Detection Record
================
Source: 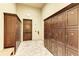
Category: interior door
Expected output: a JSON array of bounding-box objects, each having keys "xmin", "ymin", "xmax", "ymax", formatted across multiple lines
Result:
[{"xmin": 23, "ymin": 19, "xmax": 32, "ymax": 41}]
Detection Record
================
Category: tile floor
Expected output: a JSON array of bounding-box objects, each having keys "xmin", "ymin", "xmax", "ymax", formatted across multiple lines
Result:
[{"xmin": 15, "ymin": 40, "xmax": 53, "ymax": 56}]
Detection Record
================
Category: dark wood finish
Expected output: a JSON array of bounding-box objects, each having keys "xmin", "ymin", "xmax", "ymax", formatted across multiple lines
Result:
[
  {"xmin": 4, "ymin": 13, "xmax": 21, "ymax": 53},
  {"xmin": 4, "ymin": 13, "xmax": 16, "ymax": 48},
  {"xmin": 57, "ymin": 29, "xmax": 65, "ymax": 43},
  {"xmin": 16, "ymin": 18, "xmax": 21, "ymax": 50},
  {"xmin": 51, "ymin": 39, "xmax": 58, "ymax": 56},
  {"xmin": 44, "ymin": 4, "xmax": 79, "ymax": 56},
  {"xmin": 23, "ymin": 19, "xmax": 32, "ymax": 41},
  {"xmin": 57, "ymin": 42, "xmax": 66, "ymax": 56},
  {"xmin": 67, "ymin": 7, "xmax": 78, "ymax": 26},
  {"xmin": 66, "ymin": 47, "xmax": 78, "ymax": 56},
  {"xmin": 66, "ymin": 28, "xmax": 78, "ymax": 50}
]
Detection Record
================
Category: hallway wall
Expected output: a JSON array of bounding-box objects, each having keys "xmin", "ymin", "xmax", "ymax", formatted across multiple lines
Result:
[
  {"xmin": 0, "ymin": 3, "xmax": 16, "ymax": 50},
  {"xmin": 16, "ymin": 4, "xmax": 43, "ymax": 41},
  {"xmin": 42, "ymin": 3, "xmax": 70, "ymax": 20}
]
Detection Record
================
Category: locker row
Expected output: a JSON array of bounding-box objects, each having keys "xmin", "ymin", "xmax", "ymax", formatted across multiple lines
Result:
[{"xmin": 44, "ymin": 4, "xmax": 79, "ymax": 56}]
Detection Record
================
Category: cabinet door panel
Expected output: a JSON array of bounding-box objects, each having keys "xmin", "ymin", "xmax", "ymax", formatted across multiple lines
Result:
[
  {"xmin": 52, "ymin": 16, "xmax": 58, "ymax": 29},
  {"xmin": 57, "ymin": 43, "xmax": 66, "ymax": 56},
  {"xmin": 51, "ymin": 39, "xmax": 57, "ymax": 56},
  {"xmin": 66, "ymin": 48, "xmax": 78, "ymax": 56},
  {"xmin": 53, "ymin": 29, "xmax": 58, "ymax": 41},
  {"xmin": 47, "ymin": 19, "xmax": 52, "ymax": 38},
  {"xmin": 57, "ymin": 12, "xmax": 67, "ymax": 28},
  {"xmin": 67, "ymin": 8, "xmax": 78, "ymax": 26},
  {"xmin": 4, "ymin": 14, "xmax": 17, "ymax": 48},
  {"xmin": 49, "ymin": 39, "xmax": 52, "ymax": 52},
  {"xmin": 57, "ymin": 29, "xmax": 65, "ymax": 43},
  {"xmin": 66, "ymin": 29, "xmax": 78, "ymax": 50}
]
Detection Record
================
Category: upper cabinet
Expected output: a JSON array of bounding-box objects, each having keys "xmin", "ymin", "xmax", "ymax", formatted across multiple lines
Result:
[
  {"xmin": 57, "ymin": 12, "xmax": 67, "ymax": 29},
  {"xmin": 67, "ymin": 7, "xmax": 78, "ymax": 26}
]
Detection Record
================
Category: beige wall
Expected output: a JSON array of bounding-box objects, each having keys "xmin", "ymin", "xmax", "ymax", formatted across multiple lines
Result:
[
  {"xmin": 42, "ymin": 3, "xmax": 70, "ymax": 20},
  {"xmin": 16, "ymin": 4, "xmax": 43, "ymax": 41},
  {"xmin": 0, "ymin": 3, "xmax": 16, "ymax": 50}
]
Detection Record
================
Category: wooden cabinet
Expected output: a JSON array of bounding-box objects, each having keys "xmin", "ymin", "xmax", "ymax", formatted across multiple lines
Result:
[
  {"xmin": 57, "ymin": 12, "xmax": 67, "ymax": 29},
  {"xmin": 66, "ymin": 28, "xmax": 78, "ymax": 50},
  {"xmin": 67, "ymin": 7, "xmax": 78, "ymax": 26},
  {"xmin": 51, "ymin": 39, "xmax": 57, "ymax": 56},
  {"xmin": 4, "ymin": 13, "xmax": 21, "ymax": 53},
  {"xmin": 66, "ymin": 47, "xmax": 78, "ymax": 56},
  {"xmin": 57, "ymin": 29, "xmax": 65, "ymax": 43},
  {"xmin": 16, "ymin": 17, "xmax": 21, "ymax": 50},
  {"xmin": 44, "ymin": 4, "xmax": 79, "ymax": 56},
  {"xmin": 57, "ymin": 42, "xmax": 66, "ymax": 56}
]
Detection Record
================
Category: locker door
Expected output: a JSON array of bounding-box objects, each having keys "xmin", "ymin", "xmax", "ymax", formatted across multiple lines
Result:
[
  {"xmin": 57, "ymin": 29, "xmax": 65, "ymax": 43},
  {"xmin": 51, "ymin": 18, "xmax": 55, "ymax": 39},
  {"xmin": 51, "ymin": 39, "xmax": 57, "ymax": 56},
  {"xmin": 57, "ymin": 43, "xmax": 66, "ymax": 56},
  {"xmin": 66, "ymin": 28, "xmax": 78, "ymax": 50},
  {"xmin": 66, "ymin": 47, "xmax": 78, "ymax": 56},
  {"xmin": 67, "ymin": 8, "xmax": 78, "ymax": 26},
  {"xmin": 57, "ymin": 12, "xmax": 67, "ymax": 29},
  {"xmin": 53, "ymin": 16, "xmax": 58, "ymax": 29}
]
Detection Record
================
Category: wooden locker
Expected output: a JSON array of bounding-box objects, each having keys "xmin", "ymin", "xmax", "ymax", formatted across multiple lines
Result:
[
  {"xmin": 49, "ymin": 39, "xmax": 52, "ymax": 52},
  {"xmin": 66, "ymin": 47, "xmax": 78, "ymax": 56},
  {"xmin": 16, "ymin": 17, "xmax": 21, "ymax": 50},
  {"xmin": 57, "ymin": 29, "xmax": 65, "ymax": 43},
  {"xmin": 57, "ymin": 12, "xmax": 67, "ymax": 29},
  {"xmin": 57, "ymin": 42, "xmax": 66, "ymax": 56},
  {"xmin": 47, "ymin": 18, "xmax": 52, "ymax": 38},
  {"xmin": 67, "ymin": 7, "xmax": 78, "ymax": 26},
  {"xmin": 44, "ymin": 4, "xmax": 79, "ymax": 56},
  {"xmin": 52, "ymin": 16, "xmax": 58, "ymax": 29},
  {"xmin": 66, "ymin": 28, "xmax": 78, "ymax": 50},
  {"xmin": 51, "ymin": 39, "xmax": 58, "ymax": 56}
]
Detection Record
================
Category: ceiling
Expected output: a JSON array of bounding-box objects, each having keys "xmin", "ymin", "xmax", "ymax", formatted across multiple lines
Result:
[{"xmin": 20, "ymin": 3, "xmax": 46, "ymax": 9}]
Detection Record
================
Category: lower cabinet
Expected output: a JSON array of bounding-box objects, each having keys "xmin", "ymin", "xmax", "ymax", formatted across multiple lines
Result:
[
  {"xmin": 57, "ymin": 42, "xmax": 66, "ymax": 56},
  {"xmin": 66, "ymin": 47, "xmax": 78, "ymax": 56},
  {"xmin": 51, "ymin": 39, "xmax": 58, "ymax": 56}
]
